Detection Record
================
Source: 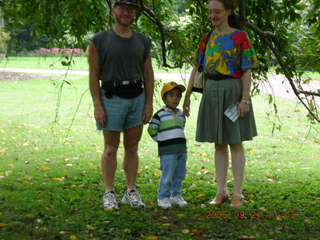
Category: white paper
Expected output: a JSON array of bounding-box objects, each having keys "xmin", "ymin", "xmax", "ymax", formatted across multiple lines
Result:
[{"xmin": 224, "ymin": 104, "xmax": 239, "ymax": 122}]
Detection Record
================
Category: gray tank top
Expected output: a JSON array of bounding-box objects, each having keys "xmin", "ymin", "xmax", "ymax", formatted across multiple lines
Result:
[{"xmin": 91, "ymin": 29, "xmax": 151, "ymax": 83}]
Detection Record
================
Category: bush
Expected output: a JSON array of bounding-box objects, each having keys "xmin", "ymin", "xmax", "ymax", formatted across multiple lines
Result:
[
  {"xmin": 0, "ymin": 26, "xmax": 10, "ymax": 54},
  {"xmin": 17, "ymin": 47, "xmax": 85, "ymax": 57}
]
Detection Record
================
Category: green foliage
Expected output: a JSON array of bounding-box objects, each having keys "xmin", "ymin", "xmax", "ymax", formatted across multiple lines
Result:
[
  {"xmin": 0, "ymin": 26, "xmax": 10, "ymax": 53},
  {"xmin": 1, "ymin": 0, "xmax": 319, "ymax": 72}
]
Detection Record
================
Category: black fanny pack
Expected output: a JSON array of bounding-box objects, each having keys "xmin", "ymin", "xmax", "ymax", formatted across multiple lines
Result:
[{"xmin": 102, "ymin": 80, "xmax": 143, "ymax": 99}]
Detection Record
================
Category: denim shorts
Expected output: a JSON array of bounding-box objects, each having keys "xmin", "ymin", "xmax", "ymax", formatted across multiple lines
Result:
[{"xmin": 97, "ymin": 90, "xmax": 145, "ymax": 132}]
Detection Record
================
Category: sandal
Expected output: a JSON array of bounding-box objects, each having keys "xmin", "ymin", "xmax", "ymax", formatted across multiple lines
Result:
[
  {"xmin": 230, "ymin": 194, "xmax": 245, "ymax": 208},
  {"xmin": 209, "ymin": 194, "xmax": 228, "ymax": 206}
]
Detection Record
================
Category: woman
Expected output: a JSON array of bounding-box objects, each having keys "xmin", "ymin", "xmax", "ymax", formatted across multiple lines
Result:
[{"xmin": 183, "ymin": 0, "xmax": 258, "ymax": 208}]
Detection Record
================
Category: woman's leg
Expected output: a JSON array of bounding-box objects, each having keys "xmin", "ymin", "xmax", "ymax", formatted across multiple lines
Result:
[
  {"xmin": 230, "ymin": 143, "xmax": 246, "ymax": 196},
  {"xmin": 214, "ymin": 144, "xmax": 229, "ymax": 196}
]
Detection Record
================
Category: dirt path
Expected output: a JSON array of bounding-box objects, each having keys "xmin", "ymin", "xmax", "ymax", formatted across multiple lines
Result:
[{"xmin": 1, "ymin": 67, "xmax": 319, "ymax": 103}]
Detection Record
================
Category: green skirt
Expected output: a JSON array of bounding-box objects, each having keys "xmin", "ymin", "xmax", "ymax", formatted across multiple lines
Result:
[{"xmin": 196, "ymin": 78, "xmax": 257, "ymax": 144}]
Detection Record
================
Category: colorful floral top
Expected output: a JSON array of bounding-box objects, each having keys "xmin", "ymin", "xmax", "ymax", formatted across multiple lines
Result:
[{"xmin": 194, "ymin": 30, "xmax": 258, "ymax": 78}]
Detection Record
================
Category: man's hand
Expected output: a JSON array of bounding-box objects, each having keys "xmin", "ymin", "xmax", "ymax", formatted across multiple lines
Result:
[
  {"xmin": 143, "ymin": 102, "xmax": 153, "ymax": 124},
  {"xmin": 94, "ymin": 105, "xmax": 106, "ymax": 127}
]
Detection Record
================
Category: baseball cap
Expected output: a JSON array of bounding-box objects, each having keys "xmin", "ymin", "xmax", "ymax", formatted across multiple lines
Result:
[
  {"xmin": 114, "ymin": 0, "xmax": 139, "ymax": 7},
  {"xmin": 161, "ymin": 82, "xmax": 186, "ymax": 98}
]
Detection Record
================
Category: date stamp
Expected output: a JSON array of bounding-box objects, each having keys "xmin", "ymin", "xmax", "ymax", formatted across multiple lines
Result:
[{"xmin": 206, "ymin": 210, "xmax": 298, "ymax": 221}]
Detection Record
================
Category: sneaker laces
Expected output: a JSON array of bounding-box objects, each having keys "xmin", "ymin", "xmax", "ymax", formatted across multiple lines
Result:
[
  {"xmin": 103, "ymin": 191, "xmax": 117, "ymax": 207},
  {"xmin": 127, "ymin": 190, "xmax": 142, "ymax": 204}
]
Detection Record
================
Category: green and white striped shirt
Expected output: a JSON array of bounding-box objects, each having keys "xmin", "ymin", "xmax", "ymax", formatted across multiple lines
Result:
[{"xmin": 148, "ymin": 107, "xmax": 187, "ymax": 156}]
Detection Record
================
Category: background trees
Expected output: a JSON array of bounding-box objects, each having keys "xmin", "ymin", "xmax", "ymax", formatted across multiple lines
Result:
[{"xmin": 0, "ymin": 0, "xmax": 319, "ymax": 121}]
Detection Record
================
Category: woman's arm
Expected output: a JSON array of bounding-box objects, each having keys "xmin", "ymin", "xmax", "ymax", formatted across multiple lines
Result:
[
  {"xmin": 238, "ymin": 70, "xmax": 252, "ymax": 117},
  {"xmin": 183, "ymin": 65, "xmax": 198, "ymax": 117}
]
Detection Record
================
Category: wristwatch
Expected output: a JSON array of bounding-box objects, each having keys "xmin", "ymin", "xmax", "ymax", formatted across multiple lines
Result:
[{"xmin": 241, "ymin": 99, "xmax": 250, "ymax": 104}]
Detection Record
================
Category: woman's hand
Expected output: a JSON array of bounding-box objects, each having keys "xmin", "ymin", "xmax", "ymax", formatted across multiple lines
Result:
[
  {"xmin": 183, "ymin": 97, "xmax": 191, "ymax": 117},
  {"xmin": 238, "ymin": 102, "xmax": 250, "ymax": 117}
]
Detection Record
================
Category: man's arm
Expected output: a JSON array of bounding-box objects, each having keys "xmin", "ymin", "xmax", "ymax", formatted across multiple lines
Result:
[
  {"xmin": 143, "ymin": 55, "xmax": 155, "ymax": 123},
  {"xmin": 87, "ymin": 41, "xmax": 106, "ymax": 126}
]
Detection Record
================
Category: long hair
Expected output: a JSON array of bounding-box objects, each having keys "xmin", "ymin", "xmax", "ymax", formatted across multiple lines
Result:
[{"xmin": 208, "ymin": 0, "xmax": 242, "ymax": 29}]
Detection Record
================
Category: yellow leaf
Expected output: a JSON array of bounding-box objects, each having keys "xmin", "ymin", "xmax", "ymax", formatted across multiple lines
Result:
[
  {"xmin": 86, "ymin": 225, "xmax": 95, "ymax": 231},
  {"xmin": 123, "ymin": 228, "xmax": 131, "ymax": 233},
  {"xmin": 52, "ymin": 177, "xmax": 64, "ymax": 182},
  {"xmin": 161, "ymin": 223, "xmax": 171, "ymax": 227},
  {"xmin": 8, "ymin": 164, "xmax": 14, "ymax": 168},
  {"xmin": 69, "ymin": 235, "xmax": 78, "ymax": 240},
  {"xmin": 41, "ymin": 167, "xmax": 50, "ymax": 171},
  {"xmin": 145, "ymin": 236, "xmax": 159, "ymax": 240},
  {"xmin": 197, "ymin": 194, "xmax": 205, "ymax": 198},
  {"xmin": 181, "ymin": 229, "xmax": 190, "ymax": 234},
  {"xmin": 176, "ymin": 214, "xmax": 185, "ymax": 218},
  {"xmin": 0, "ymin": 223, "xmax": 7, "ymax": 227}
]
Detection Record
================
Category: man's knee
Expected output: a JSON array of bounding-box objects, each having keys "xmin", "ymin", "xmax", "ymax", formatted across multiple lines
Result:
[
  {"xmin": 124, "ymin": 143, "xmax": 139, "ymax": 155},
  {"xmin": 103, "ymin": 145, "xmax": 119, "ymax": 159}
]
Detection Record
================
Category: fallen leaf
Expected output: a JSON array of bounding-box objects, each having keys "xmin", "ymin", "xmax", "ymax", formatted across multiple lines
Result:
[
  {"xmin": 239, "ymin": 236, "xmax": 256, "ymax": 240},
  {"xmin": 192, "ymin": 229, "xmax": 205, "ymax": 236},
  {"xmin": 144, "ymin": 236, "xmax": 159, "ymax": 240},
  {"xmin": 181, "ymin": 229, "xmax": 190, "ymax": 234},
  {"xmin": 52, "ymin": 177, "xmax": 64, "ymax": 182},
  {"xmin": 197, "ymin": 194, "xmax": 206, "ymax": 198},
  {"xmin": 86, "ymin": 225, "xmax": 95, "ymax": 231},
  {"xmin": 0, "ymin": 223, "xmax": 7, "ymax": 227},
  {"xmin": 161, "ymin": 223, "xmax": 171, "ymax": 227}
]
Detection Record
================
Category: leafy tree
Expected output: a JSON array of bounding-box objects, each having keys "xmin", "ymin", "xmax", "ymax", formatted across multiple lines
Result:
[
  {"xmin": 0, "ymin": 0, "xmax": 319, "ymax": 122},
  {"xmin": 0, "ymin": 26, "xmax": 9, "ymax": 54}
]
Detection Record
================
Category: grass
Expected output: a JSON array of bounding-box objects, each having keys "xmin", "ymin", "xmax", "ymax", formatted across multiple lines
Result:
[
  {"xmin": 0, "ymin": 75, "xmax": 320, "ymax": 240},
  {"xmin": 0, "ymin": 56, "xmax": 186, "ymax": 74}
]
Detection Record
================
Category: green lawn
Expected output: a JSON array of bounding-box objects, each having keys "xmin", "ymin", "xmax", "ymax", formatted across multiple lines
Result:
[
  {"xmin": 0, "ymin": 56, "xmax": 185, "ymax": 73},
  {"xmin": 0, "ymin": 76, "xmax": 319, "ymax": 240}
]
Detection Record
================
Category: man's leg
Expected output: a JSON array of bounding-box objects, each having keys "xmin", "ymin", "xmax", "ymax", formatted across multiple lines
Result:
[
  {"xmin": 121, "ymin": 125, "xmax": 145, "ymax": 207},
  {"xmin": 123, "ymin": 125, "xmax": 143, "ymax": 190},
  {"xmin": 102, "ymin": 131, "xmax": 120, "ymax": 192}
]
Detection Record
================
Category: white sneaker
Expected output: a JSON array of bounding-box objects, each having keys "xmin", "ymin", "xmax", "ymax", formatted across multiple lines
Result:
[
  {"xmin": 170, "ymin": 196, "xmax": 188, "ymax": 207},
  {"xmin": 157, "ymin": 198, "xmax": 172, "ymax": 209},
  {"xmin": 103, "ymin": 191, "xmax": 119, "ymax": 210},
  {"xmin": 121, "ymin": 189, "xmax": 145, "ymax": 208}
]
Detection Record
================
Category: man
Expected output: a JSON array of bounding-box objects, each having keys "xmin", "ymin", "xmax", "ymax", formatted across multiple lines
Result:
[{"xmin": 88, "ymin": 0, "xmax": 154, "ymax": 210}]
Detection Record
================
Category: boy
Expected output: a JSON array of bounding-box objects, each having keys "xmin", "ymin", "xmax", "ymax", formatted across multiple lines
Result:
[{"xmin": 148, "ymin": 82, "xmax": 188, "ymax": 209}]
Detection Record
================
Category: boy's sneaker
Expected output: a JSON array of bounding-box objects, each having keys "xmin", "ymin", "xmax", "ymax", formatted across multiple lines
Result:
[
  {"xmin": 121, "ymin": 189, "xmax": 145, "ymax": 208},
  {"xmin": 157, "ymin": 198, "xmax": 172, "ymax": 209},
  {"xmin": 103, "ymin": 191, "xmax": 119, "ymax": 210},
  {"xmin": 170, "ymin": 196, "xmax": 188, "ymax": 207}
]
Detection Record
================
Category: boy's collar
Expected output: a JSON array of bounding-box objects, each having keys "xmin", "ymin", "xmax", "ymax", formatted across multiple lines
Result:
[{"xmin": 164, "ymin": 106, "xmax": 179, "ymax": 113}]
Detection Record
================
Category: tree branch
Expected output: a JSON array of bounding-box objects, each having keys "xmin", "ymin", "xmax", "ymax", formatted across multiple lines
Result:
[
  {"xmin": 299, "ymin": 90, "xmax": 320, "ymax": 97},
  {"xmin": 139, "ymin": 0, "xmax": 179, "ymax": 69},
  {"xmin": 245, "ymin": 20, "xmax": 319, "ymax": 122}
]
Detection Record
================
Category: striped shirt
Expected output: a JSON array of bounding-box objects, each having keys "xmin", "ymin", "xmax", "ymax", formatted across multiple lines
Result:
[{"xmin": 148, "ymin": 107, "xmax": 187, "ymax": 156}]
